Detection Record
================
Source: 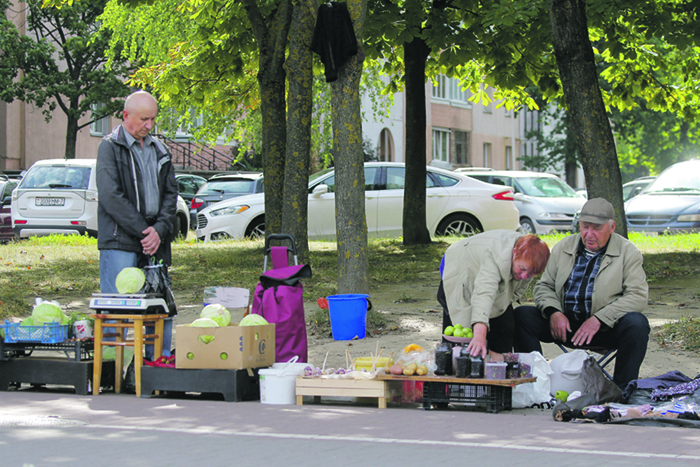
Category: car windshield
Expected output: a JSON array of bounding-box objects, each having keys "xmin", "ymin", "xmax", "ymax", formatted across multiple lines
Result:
[
  {"xmin": 645, "ymin": 163, "xmax": 700, "ymax": 194},
  {"xmin": 20, "ymin": 166, "xmax": 91, "ymax": 189},
  {"xmin": 199, "ymin": 179, "xmax": 258, "ymax": 195},
  {"xmin": 517, "ymin": 177, "xmax": 578, "ymax": 198},
  {"xmin": 309, "ymin": 167, "xmax": 334, "ymax": 184}
]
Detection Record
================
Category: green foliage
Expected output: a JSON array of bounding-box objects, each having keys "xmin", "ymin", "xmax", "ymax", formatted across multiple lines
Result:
[{"xmin": 4, "ymin": 0, "xmax": 132, "ymax": 157}]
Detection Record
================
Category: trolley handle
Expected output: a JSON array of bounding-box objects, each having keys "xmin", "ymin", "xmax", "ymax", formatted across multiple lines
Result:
[{"xmin": 263, "ymin": 234, "xmax": 298, "ymax": 269}]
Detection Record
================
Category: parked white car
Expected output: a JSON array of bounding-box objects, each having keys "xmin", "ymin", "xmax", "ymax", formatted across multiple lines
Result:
[
  {"xmin": 195, "ymin": 162, "xmax": 520, "ymax": 241},
  {"xmin": 12, "ymin": 158, "xmax": 189, "ymax": 238},
  {"xmin": 463, "ymin": 170, "xmax": 587, "ymax": 235}
]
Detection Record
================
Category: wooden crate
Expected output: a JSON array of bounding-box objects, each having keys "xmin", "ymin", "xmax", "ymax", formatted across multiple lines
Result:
[{"xmin": 296, "ymin": 377, "xmax": 403, "ymax": 409}]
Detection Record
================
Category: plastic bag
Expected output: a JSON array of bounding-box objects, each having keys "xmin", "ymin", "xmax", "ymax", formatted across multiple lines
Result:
[
  {"xmin": 140, "ymin": 257, "xmax": 177, "ymax": 317},
  {"xmin": 581, "ymin": 356, "xmax": 623, "ymax": 403},
  {"xmin": 512, "ymin": 351, "xmax": 554, "ymax": 408}
]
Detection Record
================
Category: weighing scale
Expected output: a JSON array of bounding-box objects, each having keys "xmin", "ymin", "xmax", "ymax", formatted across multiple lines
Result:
[{"xmin": 89, "ymin": 293, "xmax": 169, "ymax": 315}]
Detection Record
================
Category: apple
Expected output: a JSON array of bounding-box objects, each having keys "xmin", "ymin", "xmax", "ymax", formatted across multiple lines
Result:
[
  {"xmin": 444, "ymin": 326, "xmax": 455, "ymax": 336},
  {"xmin": 465, "ymin": 328, "xmax": 474, "ymax": 338},
  {"xmin": 555, "ymin": 390, "xmax": 569, "ymax": 402},
  {"xmin": 454, "ymin": 323, "xmax": 464, "ymax": 330},
  {"xmin": 453, "ymin": 328, "xmax": 464, "ymax": 337}
]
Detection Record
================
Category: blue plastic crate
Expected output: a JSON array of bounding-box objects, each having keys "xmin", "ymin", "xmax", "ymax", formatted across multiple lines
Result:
[{"xmin": 2, "ymin": 321, "xmax": 69, "ymax": 344}]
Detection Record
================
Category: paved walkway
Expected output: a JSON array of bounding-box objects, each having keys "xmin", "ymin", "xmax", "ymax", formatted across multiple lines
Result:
[{"xmin": 1, "ymin": 390, "xmax": 700, "ymax": 466}]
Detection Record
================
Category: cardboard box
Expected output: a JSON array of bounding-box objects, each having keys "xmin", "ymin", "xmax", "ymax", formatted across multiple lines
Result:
[{"xmin": 175, "ymin": 323, "xmax": 275, "ymax": 370}]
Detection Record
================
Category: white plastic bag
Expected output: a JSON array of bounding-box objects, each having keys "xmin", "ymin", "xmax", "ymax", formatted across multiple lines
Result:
[
  {"xmin": 549, "ymin": 349, "xmax": 588, "ymax": 396},
  {"xmin": 512, "ymin": 352, "xmax": 553, "ymax": 408}
]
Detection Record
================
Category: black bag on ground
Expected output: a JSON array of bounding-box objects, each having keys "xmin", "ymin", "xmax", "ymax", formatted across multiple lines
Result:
[{"xmin": 582, "ymin": 356, "xmax": 623, "ymax": 403}]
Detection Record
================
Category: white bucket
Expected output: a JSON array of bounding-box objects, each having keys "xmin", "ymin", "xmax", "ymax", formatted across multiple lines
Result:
[{"xmin": 260, "ymin": 356, "xmax": 306, "ymax": 405}]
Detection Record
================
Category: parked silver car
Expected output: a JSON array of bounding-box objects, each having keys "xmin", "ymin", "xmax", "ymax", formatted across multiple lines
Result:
[{"xmin": 463, "ymin": 170, "xmax": 587, "ymax": 234}]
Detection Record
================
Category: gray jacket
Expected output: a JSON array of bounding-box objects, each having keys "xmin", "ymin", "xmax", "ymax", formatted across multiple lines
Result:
[
  {"xmin": 534, "ymin": 232, "xmax": 648, "ymax": 327},
  {"xmin": 96, "ymin": 125, "xmax": 178, "ymax": 266}
]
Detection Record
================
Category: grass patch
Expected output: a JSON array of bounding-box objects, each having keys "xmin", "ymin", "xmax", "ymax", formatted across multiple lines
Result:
[
  {"xmin": 1, "ymin": 232, "xmax": 699, "ymax": 323},
  {"xmin": 655, "ymin": 316, "xmax": 700, "ymax": 352}
]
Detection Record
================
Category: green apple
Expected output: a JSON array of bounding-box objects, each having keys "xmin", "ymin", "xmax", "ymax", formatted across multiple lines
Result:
[
  {"xmin": 555, "ymin": 390, "xmax": 569, "ymax": 402},
  {"xmin": 453, "ymin": 328, "xmax": 464, "ymax": 337},
  {"xmin": 454, "ymin": 323, "xmax": 464, "ymax": 330},
  {"xmin": 444, "ymin": 326, "xmax": 455, "ymax": 336},
  {"xmin": 465, "ymin": 328, "xmax": 474, "ymax": 338}
]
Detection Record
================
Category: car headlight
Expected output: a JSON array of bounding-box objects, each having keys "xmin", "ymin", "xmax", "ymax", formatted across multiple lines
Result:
[
  {"xmin": 537, "ymin": 212, "xmax": 571, "ymax": 220},
  {"xmin": 677, "ymin": 213, "xmax": 700, "ymax": 222},
  {"xmin": 209, "ymin": 205, "xmax": 249, "ymax": 217}
]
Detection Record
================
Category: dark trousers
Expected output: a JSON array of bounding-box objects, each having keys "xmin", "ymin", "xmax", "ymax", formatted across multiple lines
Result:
[
  {"xmin": 513, "ymin": 305, "xmax": 650, "ymax": 389},
  {"xmin": 437, "ymin": 280, "xmax": 515, "ymax": 353}
]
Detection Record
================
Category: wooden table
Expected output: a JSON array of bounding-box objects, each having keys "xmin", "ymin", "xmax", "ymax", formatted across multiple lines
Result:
[{"xmin": 296, "ymin": 377, "xmax": 403, "ymax": 409}]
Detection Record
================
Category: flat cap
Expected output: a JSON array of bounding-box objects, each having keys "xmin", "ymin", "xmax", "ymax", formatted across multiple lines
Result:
[{"xmin": 579, "ymin": 198, "xmax": 615, "ymax": 224}]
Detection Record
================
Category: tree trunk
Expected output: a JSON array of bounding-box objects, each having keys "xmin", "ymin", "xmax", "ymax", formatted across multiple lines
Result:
[
  {"xmin": 549, "ymin": 0, "xmax": 627, "ymax": 236},
  {"xmin": 402, "ymin": 37, "xmax": 431, "ymax": 245},
  {"xmin": 64, "ymin": 115, "xmax": 78, "ymax": 159},
  {"xmin": 244, "ymin": 0, "xmax": 293, "ymax": 238},
  {"xmin": 331, "ymin": 0, "xmax": 368, "ymax": 294},
  {"xmin": 282, "ymin": 0, "xmax": 314, "ymax": 263}
]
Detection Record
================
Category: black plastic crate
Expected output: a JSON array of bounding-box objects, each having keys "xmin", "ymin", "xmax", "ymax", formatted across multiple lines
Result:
[{"xmin": 422, "ymin": 381, "xmax": 512, "ymax": 413}]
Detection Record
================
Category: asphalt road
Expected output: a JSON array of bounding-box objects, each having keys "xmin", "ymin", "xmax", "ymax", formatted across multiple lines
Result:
[{"xmin": 2, "ymin": 390, "xmax": 700, "ymax": 467}]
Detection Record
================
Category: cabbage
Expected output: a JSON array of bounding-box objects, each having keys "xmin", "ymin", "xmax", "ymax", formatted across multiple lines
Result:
[
  {"xmin": 20, "ymin": 317, "xmax": 35, "ymax": 326},
  {"xmin": 190, "ymin": 318, "xmax": 219, "ymax": 327},
  {"xmin": 200, "ymin": 304, "xmax": 231, "ymax": 327},
  {"xmin": 239, "ymin": 314, "xmax": 269, "ymax": 326},
  {"xmin": 198, "ymin": 335, "xmax": 216, "ymax": 344},
  {"xmin": 32, "ymin": 301, "xmax": 64, "ymax": 326},
  {"xmin": 115, "ymin": 267, "xmax": 146, "ymax": 294}
]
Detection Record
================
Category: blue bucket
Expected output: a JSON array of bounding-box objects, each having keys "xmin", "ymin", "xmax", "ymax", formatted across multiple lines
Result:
[{"xmin": 327, "ymin": 294, "xmax": 372, "ymax": 341}]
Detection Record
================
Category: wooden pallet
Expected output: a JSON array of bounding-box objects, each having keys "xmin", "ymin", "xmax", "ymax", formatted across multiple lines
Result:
[{"xmin": 296, "ymin": 377, "xmax": 403, "ymax": 409}]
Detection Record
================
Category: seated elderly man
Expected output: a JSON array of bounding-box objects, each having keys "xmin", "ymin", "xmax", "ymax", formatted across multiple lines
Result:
[{"xmin": 514, "ymin": 198, "xmax": 650, "ymax": 390}]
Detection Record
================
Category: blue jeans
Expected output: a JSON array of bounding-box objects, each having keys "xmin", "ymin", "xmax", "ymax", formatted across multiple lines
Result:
[
  {"xmin": 99, "ymin": 249, "xmax": 172, "ymax": 360},
  {"xmin": 513, "ymin": 305, "xmax": 650, "ymax": 390}
]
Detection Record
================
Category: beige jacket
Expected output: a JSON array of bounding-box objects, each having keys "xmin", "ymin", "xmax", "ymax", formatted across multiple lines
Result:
[
  {"xmin": 534, "ymin": 232, "xmax": 648, "ymax": 327},
  {"xmin": 442, "ymin": 230, "xmax": 530, "ymax": 329}
]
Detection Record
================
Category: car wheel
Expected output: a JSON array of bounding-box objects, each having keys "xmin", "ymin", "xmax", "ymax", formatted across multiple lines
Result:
[
  {"xmin": 245, "ymin": 216, "xmax": 265, "ymax": 239},
  {"xmin": 174, "ymin": 213, "xmax": 186, "ymax": 239},
  {"xmin": 519, "ymin": 218, "xmax": 536, "ymax": 234},
  {"xmin": 436, "ymin": 214, "xmax": 481, "ymax": 237}
]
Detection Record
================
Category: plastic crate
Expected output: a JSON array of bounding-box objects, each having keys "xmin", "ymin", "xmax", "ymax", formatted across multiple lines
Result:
[
  {"xmin": 422, "ymin": 381, "xmax": 512, "ymax": 413},
  {"xmin": 2, "ymin": 321, "xmax": 69, "ymax": 344}
]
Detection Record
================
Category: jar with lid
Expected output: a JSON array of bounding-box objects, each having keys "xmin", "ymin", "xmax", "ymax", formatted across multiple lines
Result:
[{"xmin": 434, "ymin": 342, "xmax": 453, "ymax": 375}]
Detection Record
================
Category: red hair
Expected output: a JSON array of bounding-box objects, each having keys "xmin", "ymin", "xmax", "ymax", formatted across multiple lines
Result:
[{"xmin": 513, "ymin": 234, "xmax": 550, "ymax": 275}]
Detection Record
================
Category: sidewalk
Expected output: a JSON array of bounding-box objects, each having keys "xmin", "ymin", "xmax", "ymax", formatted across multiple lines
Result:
[{"xmin": 1, "ymin": 390, "xmax": 700, "ymax": 466}]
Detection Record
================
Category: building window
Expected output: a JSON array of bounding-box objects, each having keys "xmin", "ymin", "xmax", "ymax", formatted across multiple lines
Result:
[
  {"xmin": 90, "ymin": 103, "xmax": 111, "ymax": 136},
  {"xmin": 432, "ymin": 75, "xmax": 448, "ymax": 99},
  {"xmin": 506, "ymin": 146, "xmax": 513, "ymax": 170},
  {"xmin": 483, "ymin": 88, "xmax": 494, "ymax": 114},
  {"xmin": 433, "ymin": 129, "xmax": 450, "ymax": 162},
  {"xmin": 379, "ymin": 128, "xmax": 394, "ymax": 162},
  {"xmin": 483, "ymin": 142, "xmax": 491, "ymax": 167},
  {"xmin": 432, "ymin": 74, "xmax": 471, "ymax": 105},
  {"xmin": 454, "ymin": 131, "xmax": 470, "ymax": 165}
]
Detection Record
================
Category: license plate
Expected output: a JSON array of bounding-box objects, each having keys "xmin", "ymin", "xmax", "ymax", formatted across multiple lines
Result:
[{"xmin": 35, "ymin": 197, "xmax": 65, "ymax": 206}]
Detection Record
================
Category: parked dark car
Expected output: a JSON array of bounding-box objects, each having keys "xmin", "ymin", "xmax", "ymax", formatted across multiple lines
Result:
[
  {"xmin": 175, "ymin": 173, "xmax": 207, "ymax": 206},
  {"xmin": 189, "ymin": 172, "xmax": 264, "ymax": 227},
  {"xmin": 625, "ymin": 160, "xmax": 700, "ymax": 234},
  {"xmin": 0, "ymin": 176, "xmax": 20, "ymax": 242}
]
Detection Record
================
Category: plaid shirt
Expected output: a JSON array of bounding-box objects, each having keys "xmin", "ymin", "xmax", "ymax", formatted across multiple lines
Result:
[{"xmin": 563, "ymin": 241, "xmax": 607, "ymax": 324}]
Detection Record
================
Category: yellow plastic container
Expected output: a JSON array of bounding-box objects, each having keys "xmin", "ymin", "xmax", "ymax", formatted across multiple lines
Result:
[{"xmin": 353, "ymin": 357, "xmax": 394, "ymax": 371}]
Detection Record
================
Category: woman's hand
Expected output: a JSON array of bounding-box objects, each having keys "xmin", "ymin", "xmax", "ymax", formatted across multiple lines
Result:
[{"xmin": 465, "ymin": 322, "xmax": 488, "ymax": 358}]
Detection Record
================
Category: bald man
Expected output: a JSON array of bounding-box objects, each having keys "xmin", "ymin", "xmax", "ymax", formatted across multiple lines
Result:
[{"xmin": 96, "ymin": 91, "xmax": 178, "ymax": 361}]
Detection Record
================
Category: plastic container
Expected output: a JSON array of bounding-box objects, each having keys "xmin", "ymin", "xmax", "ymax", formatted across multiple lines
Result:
[
  {"xmin": 327, "ymin": 294, "xmax": 371, "ymax": 340},
  {"xmin": 2, "ymin": 320, "xmax": 69, "ymax": 344},
  {"xmin": 484, "ymin": 361, "xmax": 507, "ymax": 379},
  {"xmin": 455, "ymin": 357, "xmax": 469, "ymax": 378},
  {"xmin": 260, "ymin": 357, "xmax": 306, "ymax": 405}
]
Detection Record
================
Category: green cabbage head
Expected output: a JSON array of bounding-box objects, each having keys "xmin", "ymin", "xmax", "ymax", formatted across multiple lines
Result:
[
  {"xmin": 32, "ymin": 301, "xmax": 64, "ymax": 326},
  {"xmin": 239, "ymin": 314, "xmax": 269, "ymax": 326},
  {"xmin": 200, "ymin": 304, "xmax": 231, "ymax": 327},
  {"xmin": 190, "ymin": 317, "xmax": 219, "ymax": 327},
  {"xmin": 115, "ymin": 267, "xmax": 146, "ymax": 294}
]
